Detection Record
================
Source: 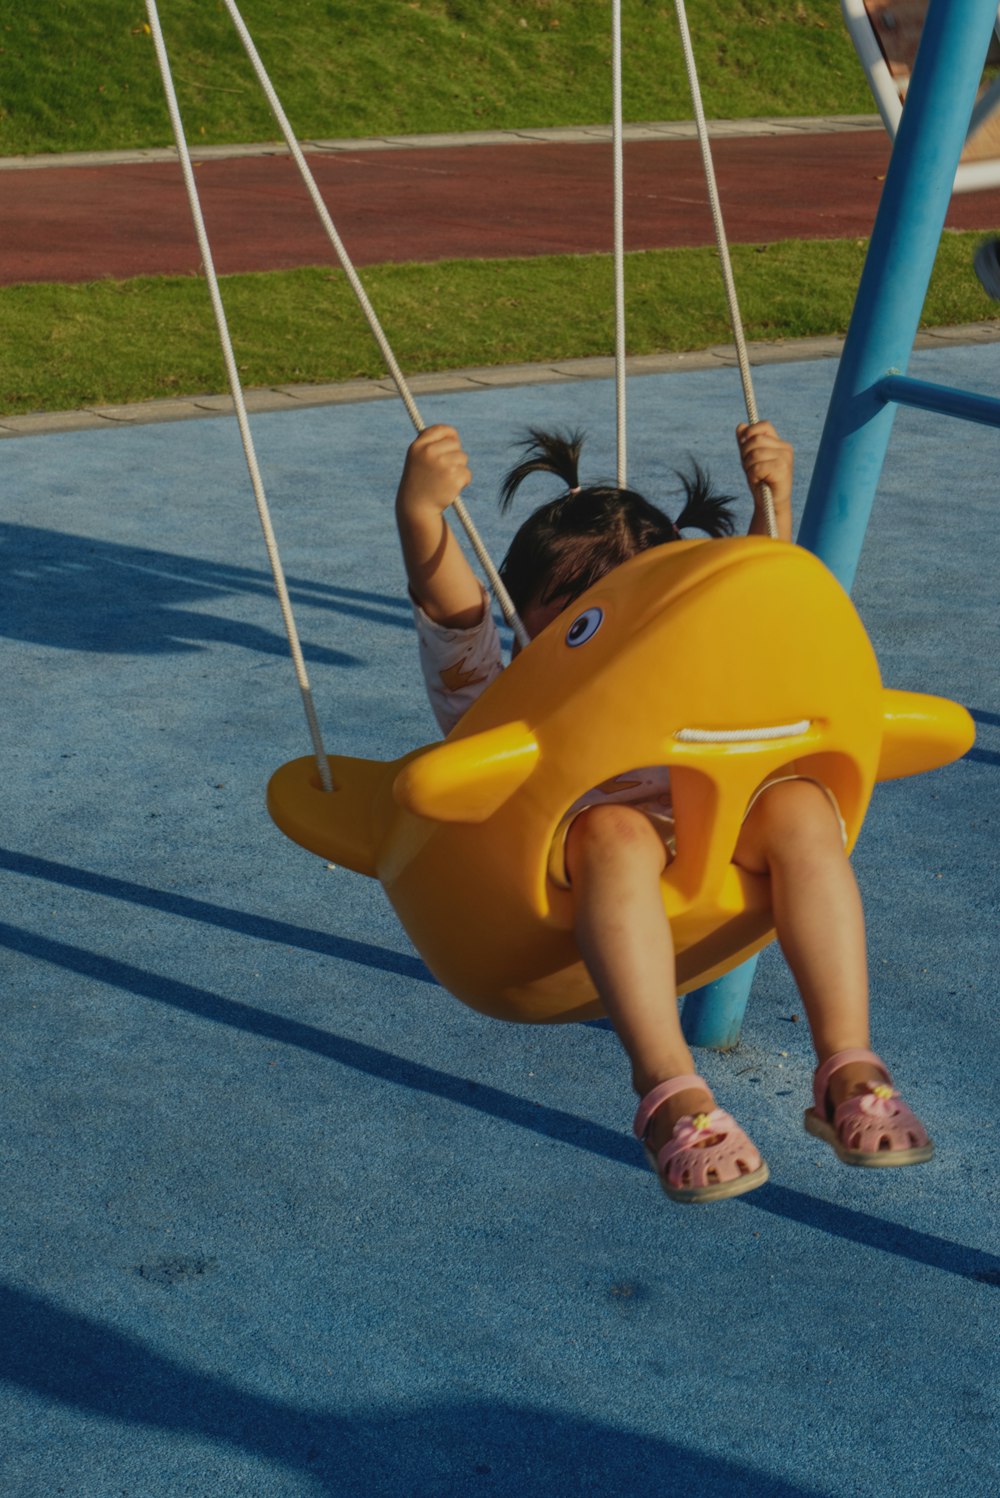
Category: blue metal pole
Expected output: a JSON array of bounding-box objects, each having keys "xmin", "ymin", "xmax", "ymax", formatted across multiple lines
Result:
[
  {"xmin": 681, "ymin": 954, "xmax": 760, "ymax": 1051},
  {"xmin": 876, "ymin": 374, "xmax": 1000, "ymax": 429},
  {"xmin": 800, "ymin": 0, "xmax": 998, "ymax": 590}
]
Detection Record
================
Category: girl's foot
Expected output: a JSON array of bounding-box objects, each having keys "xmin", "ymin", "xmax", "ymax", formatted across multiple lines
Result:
[
  {"xmin": 805, "ymin": 1048, "xmax": 934, "ymax": 1166},
  {"xmin": 633, "ymin": 1075, "xmax": 769, "ymax": 1203}
]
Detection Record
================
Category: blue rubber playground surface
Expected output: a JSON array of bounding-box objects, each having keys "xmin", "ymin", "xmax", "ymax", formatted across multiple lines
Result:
[{"xmin": 2, "ymin": 345, "xmax": 998, "ymax": 1496}]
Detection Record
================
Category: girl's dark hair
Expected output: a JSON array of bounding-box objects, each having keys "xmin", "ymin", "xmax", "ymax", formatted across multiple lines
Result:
[{"xmin": 497, "ymin": 427, "xmax": 737, "ymax": 614}]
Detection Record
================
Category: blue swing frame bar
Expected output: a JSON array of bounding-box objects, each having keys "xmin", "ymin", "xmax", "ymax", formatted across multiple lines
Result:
[{"xmin": 683, "ymin": 0, "xmax": 1000, "ymax": 1047}]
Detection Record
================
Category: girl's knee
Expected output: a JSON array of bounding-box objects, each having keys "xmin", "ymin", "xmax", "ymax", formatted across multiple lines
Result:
[
  {"xmin": 565, "ymin": 803, "xmax": 665, "ymax": 874},
  {"xmin": 755, "ymin": 777, "xmax": 836, "ymax": 829},
  {"xmin": 737, "ymin": 778, "xmax": 843, "ymax": 870}
]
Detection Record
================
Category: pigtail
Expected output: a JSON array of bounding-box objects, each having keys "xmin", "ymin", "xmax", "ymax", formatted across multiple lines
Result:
[
  {"xmin": 498, "ymin": 428, "xmax": 585, "ymax": 512},
  {"xmin": 673, "ymin": 460, "xmax": 738, "ymax": 538}
]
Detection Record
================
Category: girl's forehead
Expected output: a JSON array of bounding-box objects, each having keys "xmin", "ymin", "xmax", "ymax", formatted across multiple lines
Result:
[
  {"xmin": 524, "ymin": 594, "xmax": 570, "ymax": 628},
  {"xmin": 515, "ymin": 594, "xmax": 572, "ymax": 651}
]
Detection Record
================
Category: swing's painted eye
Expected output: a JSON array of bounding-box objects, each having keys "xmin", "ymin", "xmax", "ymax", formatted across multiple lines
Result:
[{"xmin": 565, "ymin": 606, "xmax": 604, "ymax": 647}]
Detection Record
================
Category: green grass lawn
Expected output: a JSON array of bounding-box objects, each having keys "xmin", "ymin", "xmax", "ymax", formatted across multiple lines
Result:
[
  {"xmin": 0, "ymin": 2, "xmax": 872, "ymax": 157},
  {"xmin": 3, "ymin": 232, "xmax": 994, "ymax": 417}
]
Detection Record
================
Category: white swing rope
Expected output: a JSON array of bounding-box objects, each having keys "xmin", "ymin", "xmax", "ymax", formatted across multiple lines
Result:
[
  {"xmin": 611, "ymin": 0, "xmax": 628, "ymax": 488},
  {"xmin": 672, "ymin": 0, "xmax": 778, "ymax": 540},
  {"xmin": 145, "ymin": 0, "xmax": 334, "ymax": 793},
  {"xmin": 218, "ymin": 0, "xmax": 531, "ymax": 652}
]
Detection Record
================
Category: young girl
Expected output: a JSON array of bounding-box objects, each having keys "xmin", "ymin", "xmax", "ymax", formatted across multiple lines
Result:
[{"xmin": 395, "ymin": 420, "xmax": 933, "ymax": 1203}]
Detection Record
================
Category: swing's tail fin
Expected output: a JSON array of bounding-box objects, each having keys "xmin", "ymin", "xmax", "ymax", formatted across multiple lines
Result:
[{"xmin": 267, "ymin": 755, "xmax": 397, "ymax": 877}]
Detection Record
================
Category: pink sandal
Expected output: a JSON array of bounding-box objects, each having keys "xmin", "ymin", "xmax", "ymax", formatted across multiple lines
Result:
[
  {"xmin": 804, "ymin": 1048, "xmax": 934, "ymax": 1167},
  {"xmin": 633, "ymin": 1075, "xmax": 769, "ymax": 1203}
]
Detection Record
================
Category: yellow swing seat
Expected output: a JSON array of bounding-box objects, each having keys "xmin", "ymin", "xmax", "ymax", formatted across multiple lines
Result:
[{"xmin": 267, "ymin": 537, "xmax": 974, "ymax": 1025}]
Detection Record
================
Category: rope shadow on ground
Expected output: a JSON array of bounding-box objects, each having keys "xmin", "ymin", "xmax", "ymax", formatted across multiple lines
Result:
[
  {"xmin": 2, "ymin": 912, "xmax": 998, "ymax": 1286},
  {"xmin": 0, "ymin": 846, "xmax": 434, "ymax": 985}
]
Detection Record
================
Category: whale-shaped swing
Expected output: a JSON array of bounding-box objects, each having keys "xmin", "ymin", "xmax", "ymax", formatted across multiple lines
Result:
[
  {"xmin": 149, "ymin": 0, "xmax": 975, "ymax": 1025},
  {"xmin": 271, "ymin": 537, "xmax": 973, "ymax": 1024}
]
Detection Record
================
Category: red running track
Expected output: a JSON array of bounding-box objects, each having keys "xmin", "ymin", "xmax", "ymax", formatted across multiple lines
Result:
[{"xmin": 5, "ymin": 131, "xmax": 1000, "ymax": 286}]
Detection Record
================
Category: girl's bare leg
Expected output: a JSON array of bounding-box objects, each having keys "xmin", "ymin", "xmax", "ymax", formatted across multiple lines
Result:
[
  {"xmin": 564, "ymin": 804, "xmax": 713, "ymax": 1155},
  {"xmin": 733, "ymin": 779, "xmax": 886, "ymax": 1108}
]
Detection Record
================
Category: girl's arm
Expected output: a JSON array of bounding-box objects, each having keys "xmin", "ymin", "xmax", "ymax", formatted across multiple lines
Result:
[
  {"xmin": 395, "ymin": 424, "xmax": 486, "ymax": 629},
  {"xmin": 736, "ymin": 420, "xmax": 794, "ymax": 542}
]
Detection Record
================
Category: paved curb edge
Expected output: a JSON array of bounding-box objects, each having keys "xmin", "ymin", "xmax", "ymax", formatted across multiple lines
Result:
[
  {"xmin": 4, "ymin": 323, "xmax": 999, "ymax": 440},
  {"xmin": 0, "ymin": 116, "xmax": 884, "ymax": 172}
]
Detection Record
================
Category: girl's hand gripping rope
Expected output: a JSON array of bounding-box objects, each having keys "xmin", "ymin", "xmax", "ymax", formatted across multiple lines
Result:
[
  {"xmin": 396, "ymin": 424, "xmax": 472, "ymax": 520},
  {"xmin": 737, "ymin": 420, "xmax": 794, "ymax": 541}
]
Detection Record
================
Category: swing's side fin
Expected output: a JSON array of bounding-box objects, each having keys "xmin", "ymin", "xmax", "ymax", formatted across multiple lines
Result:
[
  {"xmin": 393, "ymin": 721, "xmax": 540, "ymax": 823},
  {"xmin": 876, "ymin": 689, "xmax": 975, "ymax": 781}
]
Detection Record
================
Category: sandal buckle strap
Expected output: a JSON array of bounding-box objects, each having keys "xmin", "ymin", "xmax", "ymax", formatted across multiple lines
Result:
[
  {"xmin": 812, "ymin": 1047, "xmax": 891, "ymax": 1114},
  {"xmin": 632, "ymin": 1074, "xmax": 707, "ymax": 1141}
]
